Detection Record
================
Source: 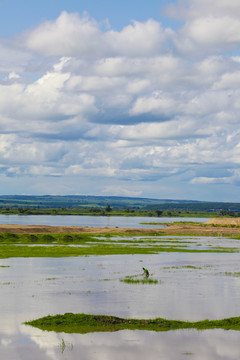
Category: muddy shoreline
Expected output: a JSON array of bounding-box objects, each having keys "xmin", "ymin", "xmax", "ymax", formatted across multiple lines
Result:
[{"xmin": 0, "ymin": 218, "xmax": 239, "ymax": 237}]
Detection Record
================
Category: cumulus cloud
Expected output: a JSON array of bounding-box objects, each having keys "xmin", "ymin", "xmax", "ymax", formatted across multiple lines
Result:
[
  {"xmin": 25, "ymin": 11, "xmax": 169, "ymax": 57},
  {"xmin": 167, "ymin": 0, "xmax": 240, "ymax": 54},
  {"xmin": 166, "ymin": 0, "xmax": 240, "ymax": 19}
]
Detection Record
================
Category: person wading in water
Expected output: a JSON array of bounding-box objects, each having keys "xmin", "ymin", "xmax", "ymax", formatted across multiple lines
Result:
[{"xmin": 142, "ymin": 267, "xmax": 149, "ymax": 278}]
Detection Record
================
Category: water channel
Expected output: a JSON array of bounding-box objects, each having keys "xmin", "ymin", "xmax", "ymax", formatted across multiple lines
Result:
[{"xmin": 0, "ymin": 214, "xmax": 207, "ymax": 228}]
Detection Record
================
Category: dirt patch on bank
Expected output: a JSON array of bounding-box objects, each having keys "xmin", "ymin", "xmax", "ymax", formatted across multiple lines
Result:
[
  {"xmin": 205, "ymin": 218, "xmax": 240, "ymax": 226},
  {"xmin": 0, "ymin": 219, "xmax": 239, "ymax": 237}
]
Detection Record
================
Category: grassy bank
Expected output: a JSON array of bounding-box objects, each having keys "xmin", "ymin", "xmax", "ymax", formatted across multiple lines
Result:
[
  {"xmin": 0, "ymin": 207, "xmax": 219, "ymax": 217},
  {"xmin": 25, "ymin": 313, "xmax": 240, "ymax": 333},
  {"xmin": 0, "ymin": 232, "xmax": 236, "ymax": 258}
]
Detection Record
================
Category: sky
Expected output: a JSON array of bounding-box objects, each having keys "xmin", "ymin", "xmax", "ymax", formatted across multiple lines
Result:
[{"xmin": 0, "ymin": 0, "xmax": 240, "ymax": 202}]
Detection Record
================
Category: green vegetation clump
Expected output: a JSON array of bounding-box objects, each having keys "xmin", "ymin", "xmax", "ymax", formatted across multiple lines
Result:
[
  {"xmin": 120, "ymin": 275, "xmax": 159, "ymax": 284},
  {"xmin": 41, "ymin": 234, "xmax": 55, "ymax": 243},
  {"xmin": 0, "ymin": 232, "xmax": 237, "ymax": 259},
  {"xmin": 27, "ymin": 234, "xmax": 38, "ymax": 243},
  {"xmin": 61, "ymin": 235, "xmax": 73, "ymax": 243},
  {"xmin": 25, "ymin": 313, "xmax": 240, "ymax": 334},
  {"xmin": 121, "ymin": 278, "xmax": 158, "ymax": 284},
  {"xmin": 224, "ymin": 272, "xmax": 240, "ymax": 277}
]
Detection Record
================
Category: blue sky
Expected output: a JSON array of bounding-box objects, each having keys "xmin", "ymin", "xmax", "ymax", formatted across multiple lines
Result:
[
  {"xmin": 0, "ymin": 0, "xmax": 240, "ymax": 202},
  {"xmin": 0, "ymin": 0, "xmax": 174, "ymax": 35}
]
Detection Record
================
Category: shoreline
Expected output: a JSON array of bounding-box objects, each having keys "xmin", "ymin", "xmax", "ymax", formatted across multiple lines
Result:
[{"xmin": 0, "ymin": 219, "xmax": 240, "ymax": 237}]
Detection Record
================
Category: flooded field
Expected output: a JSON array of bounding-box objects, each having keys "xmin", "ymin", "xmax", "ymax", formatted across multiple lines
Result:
[{"xmin": 1, "ymin": 235, "xmax": 240, "ymax": 359}]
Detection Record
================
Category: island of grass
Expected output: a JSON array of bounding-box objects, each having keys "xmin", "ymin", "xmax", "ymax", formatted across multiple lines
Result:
[
  {"xmin": 25, "ymin": 313, "xmax": 240, "ymax": 334},
  {"xmin": 0, "ymin": 230, "xmax": 239, "ymax": 259},
  {"xmin": 120, "ymin": 275, "xmax": 159, "ymax": 284},
  {"xmin": 0, "ymin": 236, "xmax": 237, "ymax": 259}
]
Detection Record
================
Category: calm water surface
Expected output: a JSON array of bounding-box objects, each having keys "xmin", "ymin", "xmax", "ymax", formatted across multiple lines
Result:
[
  {"xmin": 0, "ymin": 214, "xmax": 208, "ymax": 228},
  {"xmin": 1, "ymin": 236, "xmax": 240, "ymax": 360}
]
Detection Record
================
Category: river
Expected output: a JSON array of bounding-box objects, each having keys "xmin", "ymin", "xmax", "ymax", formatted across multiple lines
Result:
[{"xmin": 0, "ymin": 214, "xmax": 208, "ymax": 228}]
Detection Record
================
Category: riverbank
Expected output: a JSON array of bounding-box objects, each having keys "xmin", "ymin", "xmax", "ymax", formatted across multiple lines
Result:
[{"xmin": 0, "ymin": 218, "xmax": 239, "ymax": 237}]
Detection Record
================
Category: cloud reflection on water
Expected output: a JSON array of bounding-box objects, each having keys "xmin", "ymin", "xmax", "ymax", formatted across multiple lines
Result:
[
  {"xmin": 13, "ymin": 326, "xmax": 240, "ymax": 360},
  {"xmin": 0, "ymin": 240, "xmax": 240, "ymax": 359}
]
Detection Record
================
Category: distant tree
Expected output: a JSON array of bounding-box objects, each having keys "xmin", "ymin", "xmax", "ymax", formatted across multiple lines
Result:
[
  {"xmin": 105, "ymin": 204, "xmax": 112, "ymax": 212},
  {"xmin": 155, "ymin": 210, "xmax": 163, "ymax": 217},
  {"xmin": 219, "ymin": 209, "xmax": 235, "ymax": 217}
]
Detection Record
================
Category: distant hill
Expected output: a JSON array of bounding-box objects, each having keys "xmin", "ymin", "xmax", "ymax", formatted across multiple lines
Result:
[{"xmin": 0, "ymin": 195, "xmax": 239, "ymax": 212}]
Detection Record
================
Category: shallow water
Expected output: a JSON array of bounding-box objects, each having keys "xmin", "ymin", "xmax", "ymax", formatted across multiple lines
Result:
[
  {"xmin": 1, "ymin": 235, "xmax": 240, "ymax": 359},
  {"xmin": 0, "ymin": 214, "xmax": 207, "ymax": 228}
]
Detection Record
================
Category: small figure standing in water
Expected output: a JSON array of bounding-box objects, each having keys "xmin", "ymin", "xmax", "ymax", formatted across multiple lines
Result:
[{"xmin": 142, "ymin": 267, "xmax": 149, "ymax": 278}]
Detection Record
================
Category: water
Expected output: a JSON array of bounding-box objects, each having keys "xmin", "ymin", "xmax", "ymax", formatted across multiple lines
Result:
[
  {"xmin": 1, "ymin": 235, "xmax": 240, "ymax": 360},
  {"xmin": 0, "ymin": 214, "xmax": 208, "ymax": 228}
]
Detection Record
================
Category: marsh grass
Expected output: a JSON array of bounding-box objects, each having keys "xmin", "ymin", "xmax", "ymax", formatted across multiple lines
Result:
[
  {"xmin": 163, "ymin": 265, "xmax": 202, "ymax": 270},
  {"xmin": 25, "ymin": 313, "xmax": 240, "ymax": 333},
  {"xmin": 0, "ymin": 232, "xmax": 237, "ymax": 259},
  {"xmin": 224, "ymin": 272, "xmax": 240, "ymax": 277},
  {"xmin": 120, "ymin": 277, "xmax": 159, "ymax": 284}
]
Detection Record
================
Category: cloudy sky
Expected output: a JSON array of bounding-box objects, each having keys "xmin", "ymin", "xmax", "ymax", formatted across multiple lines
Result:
[{"xmin": 0, "ymin": 0, "xmax": 240, "ymax": 202}]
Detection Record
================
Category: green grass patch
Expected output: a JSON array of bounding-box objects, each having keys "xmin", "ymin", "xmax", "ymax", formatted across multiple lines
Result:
[
  {"xmin": 224, "ymin": 272, "xmax": 240, "ymax": 277},
  {"xmin": 0, "ymin": 231, "xmax": 237, "ymax": 259},
  {"xmin": 120, "ymin": 276, "xmax": 159, "ymax": 284},
  {"xmin": 163, "ymin": 265, "xmax": 202, "ymax": 270},
  {"xmin": 25, "ymin": 313, "xmax": 240, "ymax": 333},
  {"xmin": 0, "ymin": 241, "xmax": 235, "ymax": 259}
]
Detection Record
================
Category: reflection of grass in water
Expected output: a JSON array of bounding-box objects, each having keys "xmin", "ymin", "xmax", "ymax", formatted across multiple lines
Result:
[
  {"xmin": 0, "ymin": 265, "xmax": 10, "ymax": 268},
  {"xmin": 25, "ymin": 313, "xmax": 240, "ymax": 333},
  {"xmin": 58, "ymin": 338, "xmax": 73, "ymax": 354},
  {"xmin": 59, "ymin": 339, "xmax": 65, "ymax": 353}
]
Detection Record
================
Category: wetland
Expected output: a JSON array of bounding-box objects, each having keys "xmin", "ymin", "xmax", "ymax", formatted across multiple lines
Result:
[{"xmin": 1, "ymin": 216, "xmax": 240, "ymax": 359}]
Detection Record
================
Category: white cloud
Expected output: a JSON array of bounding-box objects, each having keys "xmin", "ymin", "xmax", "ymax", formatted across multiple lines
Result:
[
  {"xmin": 105, "ymin": 19, "xmax": 168, "ymax": 57},
  {"xmin": 178, "ymin": 16, "xmax": 240, "ymax": 53},
  {"xmin": 26, "ymin": 11, "xmax": 104, "ymax": 57},
  {"xmin": 191, "ymin": 177, "xmax": 229, "ymax": 184},
  {"xmin": 213, "ymin": 71, "xmax": 240, "ymax": 89},
  {"xmin": 25, "ymin": 11, "xmax": 169, "ymax": 57},
  {"xmin": 167, "ymin": 0, "xmax": 240, "ymax": 55},
  {"xmin": 129, "ymin": 93, "xmax": 178, "ymax": 117},
  {"xmin": 0, "ymin": 134, "xmax": 66, "ymax": 165},
  {"xmin": 166, "ymin": 0, "xmax": 240, "ymax": 20},
  {"xmin": 8, "ymin": 72, "xmax": 20, "ymax": 79}
]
